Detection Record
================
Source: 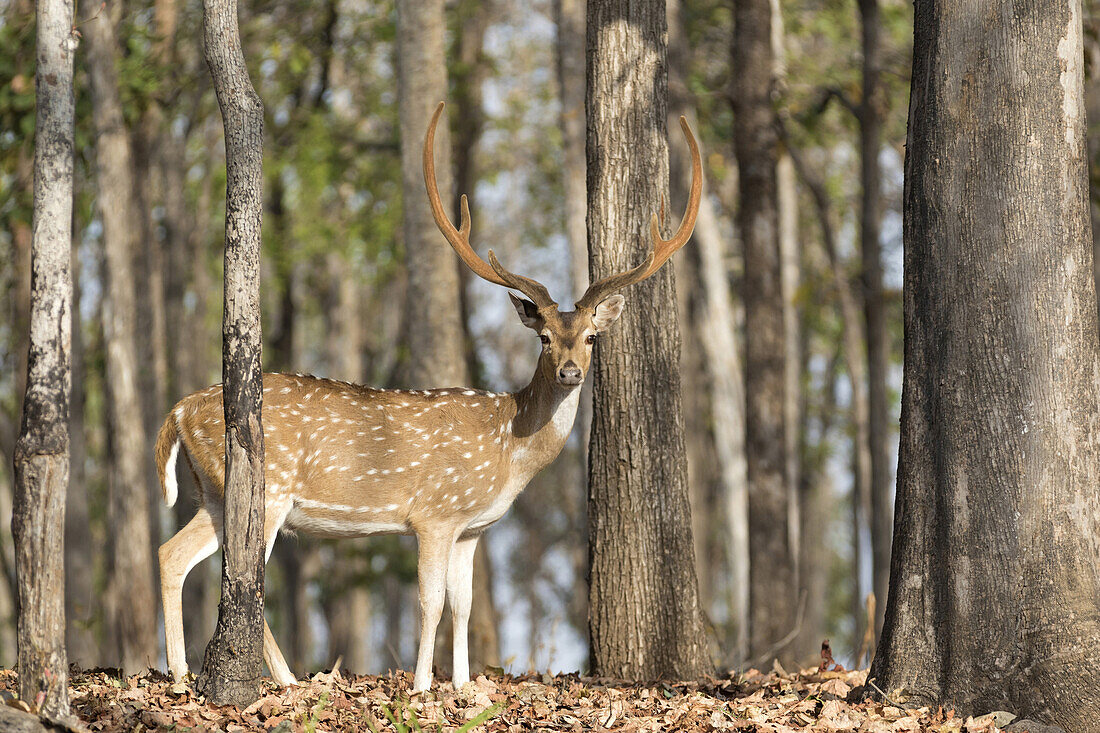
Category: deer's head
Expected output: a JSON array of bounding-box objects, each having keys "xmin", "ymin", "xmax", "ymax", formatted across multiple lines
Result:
[{"xmin": 423, "ymin": 102, "xmax": 702, "ymax": 390}]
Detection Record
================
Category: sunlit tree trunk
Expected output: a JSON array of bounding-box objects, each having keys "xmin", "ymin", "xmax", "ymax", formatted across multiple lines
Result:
[
  {"xmin": 586, "ymin": 0, "xmax": 710, "ymax": 679},
  {"xmin": 12, "ymin": 0, "xmax": 75, "ymax": 714},
  {"xmin": 870, "ymin": 2, "xmax": 1100, "ymax": 727}
]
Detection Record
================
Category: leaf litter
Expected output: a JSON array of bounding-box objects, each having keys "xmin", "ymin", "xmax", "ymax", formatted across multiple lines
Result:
[{"xmin": 0, "ymin": 658, "xmax": 1018, "ymax": 732}]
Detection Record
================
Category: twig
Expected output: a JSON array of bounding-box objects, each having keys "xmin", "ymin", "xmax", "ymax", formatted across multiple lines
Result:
[
  {"xmin": 865, "ymin": 677, "xmax": 905, "ymax": 709},
  {"xmin": 72, "ymin": 1, "xmax": 105, "ymax": 32}
]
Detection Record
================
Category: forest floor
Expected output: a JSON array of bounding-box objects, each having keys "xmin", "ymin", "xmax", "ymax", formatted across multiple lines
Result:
[{"xmin": 0, "ymin": 657, "xmax": 1013, "ymax": 732}]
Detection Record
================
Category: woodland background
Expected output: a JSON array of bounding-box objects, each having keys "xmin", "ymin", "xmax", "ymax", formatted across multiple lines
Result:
[{"xmin": 3, "ymin": 0, "xmax": 1099, "ymax": 683}]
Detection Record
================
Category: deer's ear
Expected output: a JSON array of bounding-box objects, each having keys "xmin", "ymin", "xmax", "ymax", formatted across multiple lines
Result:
[
  {"xmin": 592, "ymin": 294, "xmax": 625, "ymax": 331},
  {"xmin": 509, "ymin": 292, "xmax": 543, "ymax": 330}
]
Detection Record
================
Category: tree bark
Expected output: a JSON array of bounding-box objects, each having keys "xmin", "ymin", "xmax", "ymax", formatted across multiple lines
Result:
[
  {"xmin": 396, "ymin": 0, "xmax": 466, "ymax": 390},
  {"xmin": 12, "ymin": 0, "xmax": 75, "ymax": 715},
  {"xmin": 869, "ymin": 2, "xmax": 1100, "ymax": 727},
  {"xmin": 586, "ymin": 0, "xmax": 710, "ymax": 680},
  {"xmin": 195, "ymin": 0, "xmax": 266, "ymax": 707},
  {"xmin": 857, "ymin": 0, "xmax": 891, "ymax": 642},
  {"xmin": 84, "ymin": 9, "xmax": 159, "ymax": 673},
  {"xmin": 733, "ymin": 0, "xmax": 798, "ymax": 665}
]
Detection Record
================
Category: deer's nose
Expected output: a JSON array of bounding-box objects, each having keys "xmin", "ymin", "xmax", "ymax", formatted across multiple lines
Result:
[{"xmin": 558, "ymin": 362, "xmax": 583, "ymax": 386}]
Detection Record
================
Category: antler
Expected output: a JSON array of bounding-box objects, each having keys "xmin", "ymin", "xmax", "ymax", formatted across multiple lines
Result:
[
  {"xmin": 575, "ymin": 116, "xmax": 702, "ymax": 311},
  {"xmin": 423, "ymin": 102, "xmax": 557, "ymax": 310}
]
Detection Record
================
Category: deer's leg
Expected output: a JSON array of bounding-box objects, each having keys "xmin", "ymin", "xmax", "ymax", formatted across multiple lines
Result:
[
  {"xmin": 412, "ymin": 529, "xmax": 457, "ymax": 693},
  {"xmin": 446, "ymin": 535, "xmax": 479, "ymax": 687},
  {"xmin": 262, "ymin": 501, "xmax": 297, "ymax": 688},
  {"xmin": 159, "ymin": 506, "xmax": 220, "ymax": 682}
]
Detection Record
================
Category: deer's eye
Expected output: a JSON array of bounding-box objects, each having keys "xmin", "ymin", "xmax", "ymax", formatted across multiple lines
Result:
[
  {"xmin": 585, "ymin": 334, "xmax": 598, "ymax": 345},
  {"xmin": 539, "ymin": 335, "xmax": 551, "ymax": 345}
]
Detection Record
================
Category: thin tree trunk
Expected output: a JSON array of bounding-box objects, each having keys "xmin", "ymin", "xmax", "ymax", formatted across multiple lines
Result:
[
  {"xmin": 784, "ymin": 137, "xmax": 873, "ymax": 664},
  {"xmin": 870, "ymin": 2, "xmax": 1100, "ymax": 727},
  {"xmin": 586, "ymin": 0, "xmax": 710, "ymax": 680},
  {"xmin": 65, "ymin": 227, "xmax": 96, "ymax": 668},
  {"xmin": 195, "ymin": 0, "xmax": 266, "ymax": 706},
  {"xmin": 668, "ymin": 0, "xmax": 719, "ymax": 628},
  {"xmin": 733, "ymin": 0, "xmax": 797, "ymax": 666},
  {"xmin": 322, "ymin": 253, "xmax": 372, "ymax": 674},
  {"xmin": 132, "ymin": 124, "xmax": 169, "ymax": 559},
  {"xmin": 554, "ymin": 0, "xmax": 593, "ymax": 644},
  {"xmin": 84, "ymin": 10, "xmax": 159, "ymax": 673},
  {"xmin": 556, "ymin": 0, "xmax": 588, "ymax": 302},
  {"xmin": 12, "ymin": 0, "xmax": 75, "ymax": 715},
  {"xmin": 858, "ymin": 0, "xmax": 891, "ymax": 641},
  {"xmin": 448, "ymin": 2, "xmax": 502, "ymax": 670},
  {"xmin": 773, "ymin": 0, "xmax": 802, "ymax": 592}
]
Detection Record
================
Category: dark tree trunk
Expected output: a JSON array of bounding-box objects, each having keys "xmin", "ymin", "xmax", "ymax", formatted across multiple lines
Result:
[
  {"xmin": 732, "ymin": 0, "xmax": 798, "ymax": 665},
  {"xmin": 195, "ymin": 0, "xmax": 266, "ymax": 707},
  {"xmin": 858, "ymin": 0, "xmax": 891, "ymax": 641},
  {"xmin": 869, "ymin": 2, "xmax": 1100, "ymax": 727},
  {"xmin": 12, "ymin": 0, "xmax": 75, "ymax": 716},
  {"xmin": 84, "ymin": 10, "xmax": 159, "ymax": 673},
  {"xmin": 585, "ymin": 0, "xmax": 710, "ymax": 680}
]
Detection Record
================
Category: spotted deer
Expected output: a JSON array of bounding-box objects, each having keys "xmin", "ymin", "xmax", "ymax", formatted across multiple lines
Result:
[{"xmin": 157, "ymin": 102, "xmax": 701, "ymax": 692}]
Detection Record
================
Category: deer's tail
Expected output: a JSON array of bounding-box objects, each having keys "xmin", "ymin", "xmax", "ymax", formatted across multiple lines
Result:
[{"xmin": 155, "ymin": 413, "xmax": 181, "ymax": 508}]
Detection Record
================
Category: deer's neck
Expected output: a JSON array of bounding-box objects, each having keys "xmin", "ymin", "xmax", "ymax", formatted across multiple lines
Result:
[{"xmin": 509, "ymin": 369, "xmax": 581, "ymax": 465}]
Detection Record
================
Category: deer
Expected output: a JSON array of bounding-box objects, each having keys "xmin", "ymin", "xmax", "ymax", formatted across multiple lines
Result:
[{"xmin": 156, "ymin": 102, "xmax": 701, "ymax": 693}]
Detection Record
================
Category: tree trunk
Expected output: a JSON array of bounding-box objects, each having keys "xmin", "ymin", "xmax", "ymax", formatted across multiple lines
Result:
[
  {"xmin": 447, "ymin": 3, "xmax": 502, "ymax": 671},
  {"xmin": 322, "ymin": 254, "xmax": 372, "ymax": 674},
  {"xmin": 397, "ymin": 0, "xmax": 501, "ymax": 680},
  {"xmin": 554, "ymin": 0, "xmax": 594, "ymax": 642},
  {"xmin": 869, "ymin": 2, "xmax": 1100, "ymax": 727},
  {"xmin": 65, "ymin": 228, "xmax": 95, "ymax": 668},
  {"xmin": 131, "ymin": 122, "xmax": 169, "ymax": 560},
  {"xmin": 556, "ymin": 0, "xmax": 588, "ymax": 302},
  {"xmin": 84, "ymin": 10, "xmax": 159, "ymax": 673},
  {"xmin": 733, "ymin": 0, "xmax": 798, "ymax": 665},
  {"xmin": 12, "ymin": 0, "xmax": 75, "ymax": 715},
  {"xmin": 668, "ymin": 0, "xmax": 720, "ymax": 630},
  {"xmin": 195, "ymin": 0, "xmax": 266, "ymax": 707},
  {"xmin": 396, "ymin": 0, "xmax": 466, "ymax": 390},
  {"xmin": 772, "ymin": 1, "xmax": 802, "ymax": 596},
  {"xmin": 858, "ymin": 0, "xmax": 891, "ymax": 642},
  {"xmin": 784, "ymin": 138, "xmax": 873, "ymax": 664},
  {"xmin": 586, "ymin": 0, "xmax": 710, "ymax": 680}
]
